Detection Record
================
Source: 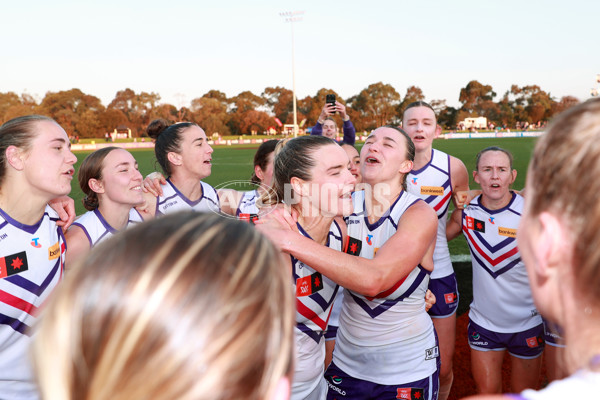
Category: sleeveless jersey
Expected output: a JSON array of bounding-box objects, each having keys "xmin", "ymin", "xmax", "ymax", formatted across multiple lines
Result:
[
  {"xmin": 0, "ymin": 206, "xmax": 66, "ymax": 399},
  {"xmin": 236, "ymin": 189, "xmax": 260, "ymax": 216},
  {"xmin": 462, "ymin": 193, "xmax": 542, "ymax": 332},
  {"xmin": 156, "ymin": 179, "xmax": 220, "ymax": 215},
  {"xmin": 292, "ymin": 220, "xmax": 343, "ymax": 400},
  {"xmin": 70, "ymin": 208, "xmax": 143, "ymax": 247},
  {"xmin": 335, "ymin": 190, "xmax": 437, "ymax": 385},
  {"xmin": 513, "ymin": 369, "xmax": 600, "ymax": 399},
  {"xmin": 406, "ymin": 148, "xmax": 453, "ymax": 279}
]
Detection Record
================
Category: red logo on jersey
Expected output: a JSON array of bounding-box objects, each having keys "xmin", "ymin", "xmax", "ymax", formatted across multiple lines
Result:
[
  {"xmin": 0, "ymin": 251, "xmax": 29, "ymax": 278},
  {"xmin": 345, "ymin": 236, "xmax": 362, "ymax": 256},
  {"xmin": 466, "ymin": 216, "xmax": 485, "ymax": 233},
  {"xmin": 296, "ymin": 272, "xmax": 324, "ymax": 297},
  {"xmin": 444, "ymin": 292, "xmax": 457, "ymax": 304},
  {"xmin": 396, "ymin": 387, "xmax": 424, "ymax": 400},
  {"xmin": 238, "ymin": 213, "xmax": 259, "ymax": 224}
]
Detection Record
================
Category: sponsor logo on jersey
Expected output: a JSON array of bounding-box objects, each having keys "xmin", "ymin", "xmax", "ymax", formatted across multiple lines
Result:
[
  {"xmin": 396, "ymin": 387, "xmax": 424, "ymax": 400},
  {"xmin": 411, "ymin": 177, "xmax": 418, "ymax": 185},
  {"xmin": 466, "ymin": 216, "xmax": 485, "ymax": 233},
  {"xmin": 425, "ymin": 346, "xmax": 439, "ymax": 360},
  {"xmin": 31, "ymin": 237, "xmax": 42, "ymax": 248},
  {"xmin": 498, "ymin": 227, "xmax": 517, "ymax": 238},
  {"xmin": 489, "ymin": 216, "xmax": 495, "ymax": 224},
  {"xmin": 0, "ymin": 251, "xmax": 29, "ymax": 278},
  {"xmin": 444, "ymin": 292, "xmax": 457, "ymax": 304},
  {"xmin": 526, "ymin": 336, "xmax": 543, "ymax": 348},
  {"xmin": 296, "ymin": 272, "xmax": 324, "ymax": 297},
  {"xmin": 327, "ymin": 379, "xmax": 346, "ymax": 396},
  {"xmin": 345, "ymin": 236, "xmax": 362, "ymax": 256},
  {"xmin": 48, "ymin": 242, "xmax": 61, "ymax": 260},
  {"xmin": 471, "ymin": 331, "xmax": 480, "ymax": 341},
  {"xmin": 0, "ymin": 233, "xmax": 7, "ymax": 242},
  {"xmin": 366, "ymin": 234, "xmax": 373, "ymax": 245},
  {"xmin": 420, "ymin": 186, "xmax": 444, "ymax": 196},
  {"xmin": 238, "ymin": 213, "xmax": 259, "ymax": 224},
  {"xmin": 332, "ymin": 376, "xmax": 342, "ymax": 384},
  {"xmin": 163, "ymin": 201, "xmax": 177, "ymax": 210}
]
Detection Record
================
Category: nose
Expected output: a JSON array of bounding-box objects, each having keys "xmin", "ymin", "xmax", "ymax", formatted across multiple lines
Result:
[
  {"xmin": 133, "ymin": 168, "xmax": 143, "ymax": 182},
  {"xmin": 207, "ymin": 143, "xmax": 214, "ymax": 154},
  {"xmin": 66, "ymin": 149, "xmax": 77, "ymax": 165}
]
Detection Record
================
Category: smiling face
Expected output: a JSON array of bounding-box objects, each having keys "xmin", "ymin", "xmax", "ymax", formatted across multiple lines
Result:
[
  {"xmin": 174, "ymin": 125, "xmax": 213, "ymax": 179},
  {"xmin": 360, "ymin": 127, "xmax": 413, "ymax": 187},
  {"xmin": 296, "ymin": 143, "xmax": 356, "ymax": 217},
  {"xmin": 95, "ymin": 149, "xmax": 143, "ymax": 207},
  {"xmin": 23, "ymin": 120, "xmax": 77, "ymax": 199},
  {"xmin": 402, "ymin": 106, "xmax": 439, "ymax": 153},
  {"xmin": 322, "ymin": 119, "xmax": 338, "ymax": 140},
  {"xmin": 473, "ymin": 150, "xmax": 516, "ymax": 206}
]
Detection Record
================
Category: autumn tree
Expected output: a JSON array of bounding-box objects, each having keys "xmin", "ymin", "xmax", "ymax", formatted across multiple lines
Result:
[
  {"xmin": 0, "ymin": 92, "xmax": 38, "ymax": 124},
  {"xmin": 348, "ymin": 82, "xmax": 401, "ymax": 131},
  {"xmin": 228, "ymin": 91, "xmax": 273, "ymax": 134},
  {"xmin": 108, "ymin": 89, "xmax": 161, "ymax": 136},
  {"xmin": 398, "ymin": 86, "xmax": 426, "ymax": 116},
  {"xmin": 262, "ymin": 86, "xmax": 294, "ymax": 125},
  {"xmin": 191, "ymin": 91, "xmax": 231, "ymax": 136},
  {"xmin": 37, "ymin": 89, "xmax": 105, "ymax": 137}
]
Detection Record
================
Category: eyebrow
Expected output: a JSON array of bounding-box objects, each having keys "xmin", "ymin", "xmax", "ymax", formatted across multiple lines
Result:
[
  {"xmin": 327, "ymin": 164, "xmax": 344, "ymax": 173},
  {"xmin": 383, "ymin": 137, "xmax": 397, "ymax": 144},
  {"xmin": 193, "ymin": 137, "xmax": 204, "ymax": 144}
]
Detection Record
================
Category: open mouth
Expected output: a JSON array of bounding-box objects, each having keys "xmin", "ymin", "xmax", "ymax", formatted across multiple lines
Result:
[
  {"xmin": 131, "ymin": 185, "xmax": 142, "ymax": 191},
  {"xmin": 414, "ymin": 135, "xmax": 425, "ymax": 140},
  {"xmin": 491, "ymin": 184, "xmax": 500, "ymax": 188},
  {"xmin": 365, "ymin": 156, "xmax": 380, "ymax": 164}
]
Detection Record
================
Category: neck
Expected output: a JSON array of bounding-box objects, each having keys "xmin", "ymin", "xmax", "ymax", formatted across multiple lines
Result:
[
  {"xmin": 297, "ymin": 211, "xmax": 334, "ymax": 246},
  {"xmin": 563, "ymin": 313, "xmax": 600, "ymax": 374},
  {"xmin": 0, "ymin": 181, "xmax": 51, "ymax": 225},
  {"xmin": 480, "ymin": 191, "xmax": 513, "ymax": 210},
  {"xmin": 413, "ymin": 147, "xmax": 433, "ymax": 170},
  {"xmin": 363, "ymin": 178, "xmax": 403, "ymax": 222},
  {"xmin": 97, "ymin": 203, "xmax": 133, "ymax": 231},
  {"xmin": 170, "ymin": 174, "xmax": 203, "ymax": 201}
]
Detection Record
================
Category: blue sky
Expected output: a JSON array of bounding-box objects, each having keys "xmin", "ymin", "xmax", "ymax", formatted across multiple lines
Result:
[{"xmin": 2, "ymin": 0, "xmax": 598, "ymax": 108}]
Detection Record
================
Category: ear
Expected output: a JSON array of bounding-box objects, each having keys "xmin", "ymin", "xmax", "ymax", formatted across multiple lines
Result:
[
  {"xmin": 399, "ymin": 160, "xmax": 413, "ymax": 174},
  {"xmin": 167, "ymin": 151, "xmax": 182, "ymax": 166},
  {"xmin": 510, "ymin": 169, "xmax": 517, "ymax": 184},
  {"xmin": 533, "ymin": 212, "xmax": 568, "ymax": 279},
  {"xmin": 290, "ymin": 176, "xmax": 307, "ymax": 197},
  {"xmin": 434, "ymin": 124, "xmax": 442, "ymax": 139},
  {"xmin": 88, "ymin": 178, "xmax": 105, "ymax": 194},
  {"xmin": 6, "ymin": 146, "xmax": 25, "ymax": 171},
  {"xmin": 255, "ymin": 164, "xmax": 265, "ymax": 182},
  {"xmin": 473, "ymin": 170, "xmax": 480, "ymax": 185}
]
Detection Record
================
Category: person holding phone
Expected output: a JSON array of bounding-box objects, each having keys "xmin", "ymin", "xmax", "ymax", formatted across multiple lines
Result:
[{"xmin": 310, "ymin": 94, "xmax": 356, "ymax": 145}]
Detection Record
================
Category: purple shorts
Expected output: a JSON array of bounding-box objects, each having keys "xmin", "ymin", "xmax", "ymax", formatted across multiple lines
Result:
[
  {"xmin": 324, "ymin": 362, "xmax": 439, "ymax": 400},
  {"xmin": 543, "ymin": 319, "xmax": 565, "ymax": 347},
  {"xmin": 468, "ymin": 319, "xmax": 545, "ymax": 359},
  {"xmin": 428, "ymin": 273, "xmax": 459, "ymax": 318}
]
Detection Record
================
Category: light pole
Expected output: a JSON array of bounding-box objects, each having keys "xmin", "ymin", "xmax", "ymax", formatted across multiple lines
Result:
[{"xmin": 280, "ymin": 11, "xmax": 304, "ymax": 137}]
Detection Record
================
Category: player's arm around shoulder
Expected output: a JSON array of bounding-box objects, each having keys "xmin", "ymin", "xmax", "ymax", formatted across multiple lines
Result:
[
  {"xmin": 135, "ymin": 191, "xmax": 158, "ymax": 220},
  {"xmin": 64, "ymin": 225, "xmax": 91, "ymax": 270},
  {"xmin": 450, "ymin": 155, "xmax": 470, "ymax": 208},
  {"xmin": 446, "ymin": 207, "xmax": 463, "ymax": 242},
  {"xmin": 375, "ymin": 200, "xmax": 438, "ymax": 274}
]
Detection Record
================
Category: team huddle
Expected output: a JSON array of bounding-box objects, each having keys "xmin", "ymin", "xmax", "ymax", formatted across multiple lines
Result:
[{"xmin": 1, "ymin": 99, "xmax": 599, "ymax": 400}]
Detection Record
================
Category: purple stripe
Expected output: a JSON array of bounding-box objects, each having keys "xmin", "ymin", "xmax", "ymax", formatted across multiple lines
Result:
[
  {"xmin": 477, "ymin": 192, "xmax": 518, "ymax": 215},
  {"xmin": 5, "ymin": 258, "xmax": 60, "ymax": 296},
  {"xmin": 472, "ymin": 231, "xmax": 516, "ymax": 253},
  {"xmin": 349, "ymin": 266, "xmax": 429, "ymax": 318},
  {"xmin": 0, "ymin": 209, "xmax": 48, "ymax": 234},
  {"xmin": 411, "ymin": 149, "xmax": 436, "ymax": 175},
  {"xmin": 0, "ymin": 313, "xmax": 32, "ymax": 336},
  {"xmin": 468, "ymin": 241, "xmax": 522, "ymax": 279},
  {"xmin": 296, "ymin": 322, "xmax": 324, "ymax": 343},
  {"xmin": 71, "ymin": 222, "xmax": 93, "ymax": 247}
]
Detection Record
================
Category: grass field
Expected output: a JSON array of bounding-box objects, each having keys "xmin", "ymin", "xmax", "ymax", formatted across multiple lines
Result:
[{"xmin": 69, "ymin": 136, "xmax": 538, "ymax": 264}]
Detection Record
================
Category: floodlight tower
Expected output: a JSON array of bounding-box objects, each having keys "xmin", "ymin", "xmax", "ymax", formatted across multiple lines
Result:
[{"xmin": 280, "ymin": 10, "xmax": 304, "ymax": 137}]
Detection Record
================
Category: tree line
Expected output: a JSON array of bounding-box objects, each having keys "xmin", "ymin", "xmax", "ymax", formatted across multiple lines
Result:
[{"xmin": 0, "ymin": 81, "xmax": 581, "ymax": 138}]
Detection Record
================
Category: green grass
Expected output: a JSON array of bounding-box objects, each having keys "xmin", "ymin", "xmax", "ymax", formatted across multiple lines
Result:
[{"xmin": 70, "ymin": 137, "xmax": 537, "ymax": 260}]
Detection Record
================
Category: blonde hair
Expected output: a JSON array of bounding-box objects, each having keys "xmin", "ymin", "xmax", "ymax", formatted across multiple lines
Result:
[
  {"xmin": 33, "ymin": 212, "xmax": 294, "ymax": 400},
  {"xmin": 528, "ymin": 98, "xmax": 600, "ymax": 304}
]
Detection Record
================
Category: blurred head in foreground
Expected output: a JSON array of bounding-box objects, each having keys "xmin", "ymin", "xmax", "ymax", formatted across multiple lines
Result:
[{"xmin": 34, "ymin": 212, "xmax": 294, "ymax": 400}]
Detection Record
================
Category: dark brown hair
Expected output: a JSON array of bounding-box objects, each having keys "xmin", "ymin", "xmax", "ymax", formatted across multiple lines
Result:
[
  {"xmin": 78, "ymin": 146, "xmax": 121, "ymax": 211},
  {"xmin": 146, "ymin": 119, "xmax": 198, "ymax": 176}
]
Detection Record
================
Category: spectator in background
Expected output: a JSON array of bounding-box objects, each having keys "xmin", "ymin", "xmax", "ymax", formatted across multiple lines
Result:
[{"xmin": 310, "ymin": 101, "xmax": 356, "ymax": 145}]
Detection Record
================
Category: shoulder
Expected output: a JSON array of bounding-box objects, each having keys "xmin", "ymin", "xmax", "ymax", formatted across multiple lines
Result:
[{"xmin": 449, "ymin": 155, "xmax": 469, "ymax": 184}]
